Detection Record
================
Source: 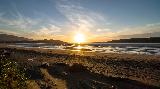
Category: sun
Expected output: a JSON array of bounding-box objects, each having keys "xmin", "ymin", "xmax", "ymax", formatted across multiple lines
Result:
[{"xmin": 74, "ymin": 33, "xmax": 85, "ymax": 44}]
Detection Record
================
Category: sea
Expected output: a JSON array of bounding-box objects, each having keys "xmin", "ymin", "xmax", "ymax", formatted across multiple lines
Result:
[{"xmin": 9, "ymin": 43, "xmax": 160, "ymax": 55}]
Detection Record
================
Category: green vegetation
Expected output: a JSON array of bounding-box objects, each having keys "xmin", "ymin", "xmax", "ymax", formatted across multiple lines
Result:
[{"xmin": 0, "ymin": 51, "xmax": 28, "ymax": 89}]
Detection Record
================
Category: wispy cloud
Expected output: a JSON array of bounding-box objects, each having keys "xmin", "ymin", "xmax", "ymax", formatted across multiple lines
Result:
[
  {"xmin": 0, "ymin": 0, "xmax": 111, "ymax": 42},
  {"xmin": 0, "ymin": 6, "xmax": 63, "ymax": 40},
  {"xmin": 0, "ymin": 29, "xmax": 22, "ymax": 36},
  {"xmin": 1, "ymin": 0, "xmax": 160, "ymax": 42},
  {"xmin": 88, "ymin": 22, "xmax": 160, "ymax": 41},
  {"xmin": 54, "ymin": 0, "xmax": 112, "ymax": 42},
  {"xmin": 0, "ymin": 11, "xmax": 39, "ymax": 30},
  {"xmin": 117, "ymin": 23, "xmax": 160, "ymax": 35},
  {"xmin": 56, "ymin": 1, "xmax": 108, "ymax": 33},
  {"xmin": 30, "ymin": 24, "xmax": 62, "ymax": 39},
  {"xmin": 96, "ymin": 28, "xmax": 111, "ymax": 32}
]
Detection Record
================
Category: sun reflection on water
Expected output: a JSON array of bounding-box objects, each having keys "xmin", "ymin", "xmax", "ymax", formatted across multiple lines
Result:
[{"xmin": 76, "ymin": 45, "xmax": 82, "ymax": 50}]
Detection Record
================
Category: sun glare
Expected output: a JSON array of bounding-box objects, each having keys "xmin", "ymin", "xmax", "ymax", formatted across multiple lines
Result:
[{"xmin": 74, "ymin": 33, "xmax": 85, "ymax": 44}]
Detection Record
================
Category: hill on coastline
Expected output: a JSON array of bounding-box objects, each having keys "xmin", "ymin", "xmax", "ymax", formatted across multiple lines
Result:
[
  {"xmin": 107, "ymin": 37, "xmax": 160, "ymax": 43},
  {"xmin": 0, "ymin": 34, "xmax": 32, "ymax": 42},
  {"xmin": 0, "ymin": 33, "xmax": 68, "ymax": 45}
]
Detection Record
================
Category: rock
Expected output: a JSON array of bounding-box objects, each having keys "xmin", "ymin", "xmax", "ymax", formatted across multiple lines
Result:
[
  {"xmin": 28, "ymin": 58, "xmax": 34, "ymax": 61},
  {"xmin": 40, "ymin": 62, "xmax": 50, "ymax": 68}
]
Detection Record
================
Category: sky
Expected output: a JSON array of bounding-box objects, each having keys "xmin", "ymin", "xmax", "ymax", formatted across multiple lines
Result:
[{"xmin": 0, "ymin": 0, "xmax": 160, "ymax": 42}]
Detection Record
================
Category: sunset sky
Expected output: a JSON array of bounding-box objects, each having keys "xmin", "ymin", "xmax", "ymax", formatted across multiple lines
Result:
[{"xmin": 0, "ymin": 0, "xmax": 160, "ymax": 42}]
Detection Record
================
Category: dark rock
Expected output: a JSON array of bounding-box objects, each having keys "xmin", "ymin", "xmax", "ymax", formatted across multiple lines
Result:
[{"xmin": 40, "ymin": 62, "xmax": 50, "ymax": 68}]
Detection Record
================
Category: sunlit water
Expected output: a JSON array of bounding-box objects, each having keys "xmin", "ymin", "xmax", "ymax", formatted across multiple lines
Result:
[{"xmin": 9, "ymin": 43, "xmax": 160, "ymax": 55}]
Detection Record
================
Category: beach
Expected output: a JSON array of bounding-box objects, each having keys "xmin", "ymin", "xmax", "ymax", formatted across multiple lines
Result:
[{"xmin": 0, "ymin": 44, "xmax": 160, "ymax": 89}]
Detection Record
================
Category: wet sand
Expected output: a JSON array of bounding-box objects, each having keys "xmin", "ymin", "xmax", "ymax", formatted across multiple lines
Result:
[{"xmin": 0, "ymin": 45, "xmax": 160, "ymax": 89}]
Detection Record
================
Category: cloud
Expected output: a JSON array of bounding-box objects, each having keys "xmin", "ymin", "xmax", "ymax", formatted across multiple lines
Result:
[
  {"xmin": 0, "ymin": 5, "xmax": 63, "ymax": 40},
  {"xmin": 118, "ymin": 32, "xmax": 160, "ymax": 39},
  {"xmin": 146, "ymin": 23, "xmax": 160, "ymax": 27},
  {"xmin": 54, "ymin": 1, "xmax": 112, "ymax": 42},
  {"xmin": 31, "ymin": 24, "xmax": 62, "ymax": 39},
  {"xmin": 0, "ymin": 0, "xmax": 111, "ymax": 42},
  {"xmin": 0, "ymin": 1, "xmax": 42, "ymax": 32},
  {"xmin": 37, "ymin": 25, "xmax": 61, "ymax": 34},
  {"xmin": 56, "ymin": 1, "xmax": 107, "ymax": 33},
  {"xmin": 0, "ymin": 12, "xmax": 39, "ymax": 30},
  {"xmin": 96, "ymin": 28, "xmax": 111, "ymax": 32},
  {"xmin": 0, "ymin": 29, "xmax": 21, "ymax": 36},
  {"xmin": 1, "ymin": 0, "xmax": 159, "ymax": 42},
  {"xmin": 88, "ymin": 22, "xmax": 160, "ymax": 42},
  {"xmin": 100, "ymin": 23, "xmax": 160, "ymax": 40},
  {"xmin": 117, "ymin": 23, "xmax": 160, "ymax": 36}
]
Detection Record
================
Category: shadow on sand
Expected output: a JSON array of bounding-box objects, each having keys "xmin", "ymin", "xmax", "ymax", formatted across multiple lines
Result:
[{"xmin": 46, "ymin": 63, "xmax": 159, "ymax": 89}]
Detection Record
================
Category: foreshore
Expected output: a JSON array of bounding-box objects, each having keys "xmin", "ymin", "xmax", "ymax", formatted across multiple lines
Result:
[{"xmin": 0, "ymin": 44, "xmax": 160, "ymax": 89}]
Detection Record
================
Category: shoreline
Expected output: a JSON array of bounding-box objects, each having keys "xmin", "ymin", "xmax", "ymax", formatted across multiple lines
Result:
[{"xmin": 2, "ymin": 44, "xmax": 160, "ymax": 61}]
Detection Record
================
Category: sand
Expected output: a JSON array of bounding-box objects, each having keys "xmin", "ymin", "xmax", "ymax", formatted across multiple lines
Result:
[{"xmin": 0, "ymin": 44, "xmax": 160, "ymax": 89}]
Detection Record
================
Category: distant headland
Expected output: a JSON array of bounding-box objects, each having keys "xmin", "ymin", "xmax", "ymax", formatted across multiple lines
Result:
[
  {"xmin": 105, "ymin": 37, "xmax": 160, "ymax": 43},
  {"xmin": 0, "ymin": 33, "xmax": 68, "ymax": 45}
]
